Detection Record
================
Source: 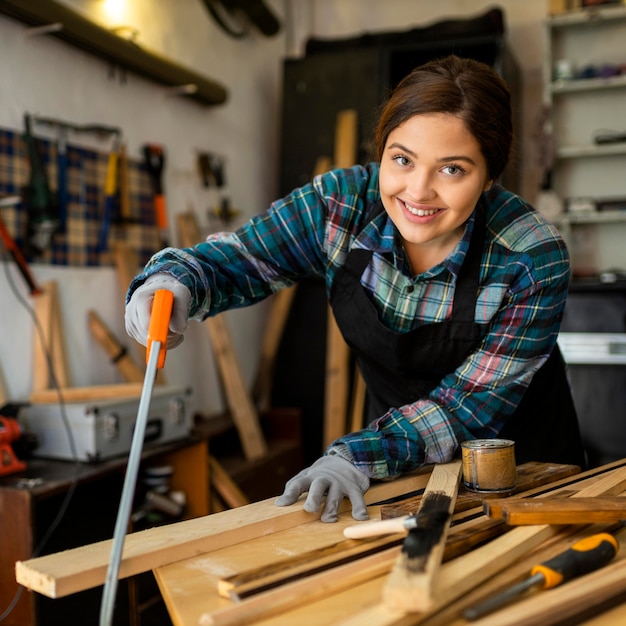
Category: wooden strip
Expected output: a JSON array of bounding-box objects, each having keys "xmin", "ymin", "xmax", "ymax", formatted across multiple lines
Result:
[
  {"xmin": 15, "ymin": 471, "xmax": 430, "ymax": 599},
  {"xmin": 349, "ymin": 367, "xmax": 367, "ymax": 432},
  {"xmin": 382, "ymin": 461, "xmax": 582, "ymax": 518},
  {"xmin": 87, "ymin": 310, "xmax": 144, "ymax": 383},
  {"xmin": 32, "ymin": 281, "xmax": 55, "ymax": 391},
  {"xmin": 221, "ymin": 533, "xmax": 403, "ymax": 600},
  {"xmin": 383, "ymin": 460, "xmax": 462, "ymax": 613},
  {"xmin": 30, "ymin": 383, "xmax": 143, "ymax": 404},
  {"xmin": 209, "ymin": 456, "xmax": 249, "ymax": 509},
  {"xmin": 252, "ymin": 285, "xmax": 297, "ymax": 412},
  {"xmin": 335, "ymin": 465, "xmax": 626, "ymax": 626},
  {"xmin": 48, "ymin": 281, "xmax": 71, "ymax": 388},
  {"xmin": 485, "ymin": 496, "xmax": 626, "ymax": 525},
  {"xmin": 177, "ymin": 212, "xmax": 268, "ymax": 461},
  {"xmin": 215, "ymin": 463, "xmax": 613, "ymax": 604},
  {"xmin": 323, "ymin": 109, "xmax": 358, "ymax": 448},
  {"xmin": 204, "ymin": 547, "xmax": 400, "ymax": 626}
]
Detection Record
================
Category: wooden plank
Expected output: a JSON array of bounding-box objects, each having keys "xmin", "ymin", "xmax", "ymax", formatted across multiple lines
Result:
[
  {"xmin": 381, "ymin": 461, "xmax": 582, "ymax": 518},
  {"xmin": 323, "ymin": 109, "xmax": 358, "ymax": 448},
  {"xmin": 30, "ymin": 383, "xmax": 143, "ymax": 403},
  {"xmin": 15, "ymin": 470, "xmax": 431, "ymax": 599},
  {"xmin": 485, "ymin": 496, "xmax": 626, "ymax": 525},
  {"xmin": 209, "ymin": 456, "xmax": 250, "ymax": 509},
  {"xmin": 32, "ymin": 280, "xmax": 71, "ymax": 391},
  {"xmin": 205, "ymin": 546, "xmax": 400, "ymax": 626},
  {"xmin": 383, "ymin": 460, "xmax": 462, "ymax": 613},
  {"xmin": 334, "ymin": 464, "xmax": 626, "ymax": 626},
  {"xmin": 177, "ymin": 211, "xmax": 268, "ymax": 461},
  {"xmin": 87, "ymin": 309, "xmax": 144, "ymax": 383},
  {"xmin": 252, "ymin": 285, "xmax": 297, "ymax": 412}
]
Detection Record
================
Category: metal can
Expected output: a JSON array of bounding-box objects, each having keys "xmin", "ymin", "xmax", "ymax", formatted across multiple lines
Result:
[{"xmin": 461, "ymin": 439, "xmax": 516, "ymax": 493}]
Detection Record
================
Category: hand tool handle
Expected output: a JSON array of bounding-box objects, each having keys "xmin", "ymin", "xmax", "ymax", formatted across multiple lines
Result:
[
  {"xmin": 532, "ymin": 532, "xmax": 619, "ymax": 589},
  {"xmin": 464, "ymin": 532, "xmax": 620, "ymax": 621},
  {"xmin": 147, "ymin": 289, "xmax": 174, "ymax": 369},
  {"xmin": 100, "ymin": 289, "xmax": 174, "ymax": 626},
  {"xmin": 344, "ymin": 516, "xmax": 412, "ymax": 539},
  {"xmin": 0, "ymin": 212, "xmax": 42, "ymax": 295}
]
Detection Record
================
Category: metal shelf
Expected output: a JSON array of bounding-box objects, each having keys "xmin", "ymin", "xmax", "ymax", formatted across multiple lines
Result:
[
  {"xmin": 0, "ymin": 0, "xmax": 228, "ymax": 106},
  {"xmin": 553, "ymin": 210, "xmax": 626, "ymax": 226}
]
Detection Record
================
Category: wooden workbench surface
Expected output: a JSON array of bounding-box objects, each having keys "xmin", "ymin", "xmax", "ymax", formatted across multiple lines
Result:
[
  {"xmin": 152, "ymin": 460, "xmax": 626, "ymax": 626},
  {"xmin": 15, "ymin": 460, "xmax": 626, "ymax": 625}
]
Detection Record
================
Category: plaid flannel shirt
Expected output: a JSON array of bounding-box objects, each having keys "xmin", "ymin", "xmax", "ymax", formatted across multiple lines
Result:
[{"xmin": 130, "ymin": 163, "xmax": 570, "ymax": 480}]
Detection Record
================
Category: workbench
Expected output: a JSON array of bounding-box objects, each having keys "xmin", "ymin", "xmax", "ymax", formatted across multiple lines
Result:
[
  {"xmin": 0, "ymin": 435, "xmax": 208, "ymax": 626},
  {"xmin": 13, "ymin": 458, "xmax": 626, "ymax": 625}
]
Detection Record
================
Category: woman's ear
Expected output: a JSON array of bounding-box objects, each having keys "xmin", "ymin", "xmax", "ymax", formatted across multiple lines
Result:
[{"xmin": 484, "ymin": 179, "xmax": 494, "ymax": 192}]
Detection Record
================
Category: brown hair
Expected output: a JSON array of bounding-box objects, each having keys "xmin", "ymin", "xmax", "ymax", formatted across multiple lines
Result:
[{"xmin": 374, "ymin": 55, "xmax": 513, "ymax": 182}]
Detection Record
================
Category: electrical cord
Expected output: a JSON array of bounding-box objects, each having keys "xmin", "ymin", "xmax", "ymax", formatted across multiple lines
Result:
[{"xmin": 0, "ymin": 250, "xmax": 81, "ymax": 623}]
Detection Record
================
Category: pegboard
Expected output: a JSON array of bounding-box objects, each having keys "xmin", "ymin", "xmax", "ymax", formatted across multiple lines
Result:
[{"xmin": 0, "ymin": 126, "xmax": 161, "ymax": 267}]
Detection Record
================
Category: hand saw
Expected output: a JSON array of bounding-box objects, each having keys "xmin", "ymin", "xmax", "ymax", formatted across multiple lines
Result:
[{"xmin": 99, "ymin": 289, "xmax": 174, "ymax": 626}]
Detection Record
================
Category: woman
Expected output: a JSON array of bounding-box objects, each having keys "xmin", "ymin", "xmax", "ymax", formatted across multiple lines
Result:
[{"xmin": 125, "ymin": 55, "xmax": 585, "ymax": 523}]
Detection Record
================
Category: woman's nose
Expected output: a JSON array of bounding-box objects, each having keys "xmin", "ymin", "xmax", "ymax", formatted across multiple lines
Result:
[{"xmin": 406, "ymin": 169, "xmax": 436, "ymax": 201}]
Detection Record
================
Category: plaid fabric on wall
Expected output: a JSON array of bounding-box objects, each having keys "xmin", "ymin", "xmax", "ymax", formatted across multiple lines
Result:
[{"xmin": 0, "ymin": 126, "xmax": 161, "ymax": 267}]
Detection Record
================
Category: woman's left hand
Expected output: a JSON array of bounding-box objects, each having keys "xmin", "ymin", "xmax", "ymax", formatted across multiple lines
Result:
[{"xmin": 275, "ymin": 455, "xmax": 370, "ymax": 523}]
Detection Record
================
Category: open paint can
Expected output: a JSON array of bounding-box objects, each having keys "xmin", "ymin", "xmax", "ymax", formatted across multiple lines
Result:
[{"xmin": 461, "ymin": 439, "xmax": 516, "ymax": 493}]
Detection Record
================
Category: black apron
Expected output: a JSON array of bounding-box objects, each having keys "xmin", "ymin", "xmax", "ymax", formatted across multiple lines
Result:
[{"xmin": 329, "ymin": 203, "xmax": 586, "ymax": 468}]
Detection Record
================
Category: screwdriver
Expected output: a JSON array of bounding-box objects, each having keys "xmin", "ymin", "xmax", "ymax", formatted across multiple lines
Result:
[{"xmin": 464, "ymin": 532, "xmax": 619, "ymax": 621}]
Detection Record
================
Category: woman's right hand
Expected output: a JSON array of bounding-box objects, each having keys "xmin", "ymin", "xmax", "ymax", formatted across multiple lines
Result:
[{"xmin": 125, "ymin": 274, "xmax": 191, "ymax": 348}]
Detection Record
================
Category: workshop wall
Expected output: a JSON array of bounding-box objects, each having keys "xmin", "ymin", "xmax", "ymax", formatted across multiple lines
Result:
[{"xmin": 0, "ymin": 0, "xmax": 549, "ymax": 418}]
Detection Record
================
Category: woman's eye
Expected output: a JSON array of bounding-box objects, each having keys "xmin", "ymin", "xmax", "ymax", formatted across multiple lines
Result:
[
  {"xmin": 392, "ymin": 155, "xmax": 411, "ymax": 167},
  {"xmin": 442, "ymin": 164, "xmax": 465, "ymax": 176}
]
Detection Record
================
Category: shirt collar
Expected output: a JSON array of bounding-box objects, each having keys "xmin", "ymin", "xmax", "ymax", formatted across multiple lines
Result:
[{"xmin": 354, "ymin": 201, "xmax": 477, "ymax": 279}]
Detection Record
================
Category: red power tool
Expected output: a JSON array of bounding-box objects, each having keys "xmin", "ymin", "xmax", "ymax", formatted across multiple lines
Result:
[{"xmin": 0, "ymin": 416, "xmax": 27, "ymax": 476}]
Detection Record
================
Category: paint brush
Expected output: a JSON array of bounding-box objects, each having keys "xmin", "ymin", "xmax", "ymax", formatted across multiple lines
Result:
[{"xmin": 383, "ymin": 459, "xmax": 462, "ymax": 613}]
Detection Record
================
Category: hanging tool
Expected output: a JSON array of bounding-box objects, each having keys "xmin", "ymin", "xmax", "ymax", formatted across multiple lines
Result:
[
  {"xmin": 0, "ymin": 196, "xmax": 42, "ymax": 295},
  {"xmin": 23, "ymin": 113, "xmax": 58, "ymax": 254},
  {"xmin": 143, "ymin": 144, "xmax": 169, "ymax": 248},
  {"xmin": 99, "ymin": 289, "xmax": 174, "ymax": 626},
  {"xmin": 97, "ymin": 136, "xmax": 120, "ymax": 253},
  {"xmin": 464, "ymin": 532, "xmax": 620, "ymax": 620},
  {"xmin": 0, "ymin": 416, "xmax": 27, "ymax": 476}
]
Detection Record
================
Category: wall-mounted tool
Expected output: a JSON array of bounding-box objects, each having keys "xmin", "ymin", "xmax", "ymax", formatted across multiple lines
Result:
[
  {"xmin": 0, "ymin": 415, "xmax": 27, "ymax": 476},
  {"xmin": 143, "ymin": 144, "xmax": 169, "ymax": 249},
  {"xmin": 23, "ymin": 113, "xmax": 58, "ymax": 254},
  {"xmin": 0, "ymin": 195, "xmax": 42, "ymax": 295},
  {"xmin": 97, "ymin": 135, "xmax": 120, "ymax": 253},
  {"xmin": 464, "ymin": 532, "xmax": 620, "ymax": 620}
]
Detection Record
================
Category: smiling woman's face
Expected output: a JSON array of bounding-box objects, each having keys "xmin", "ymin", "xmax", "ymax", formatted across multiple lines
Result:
[{"xmin": 379, "ymin": 112, "xmax": 493, "ymax": 274}]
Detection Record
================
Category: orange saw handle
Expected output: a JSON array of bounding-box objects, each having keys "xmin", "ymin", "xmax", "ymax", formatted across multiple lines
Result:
[{"xmin": 147, "ymin": 289, "xmax": 174, "ymax": 369}]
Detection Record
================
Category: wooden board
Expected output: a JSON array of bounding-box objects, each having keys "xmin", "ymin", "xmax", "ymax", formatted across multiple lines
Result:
[
  {"xmin": 32, "ymin": 281, "xmax": 71, "ymax": 391},
  {"xmin": 383, "ymin": 460, "xmax": 462, "ymax": 613},
  {"xmin": 154, "ymin": 461, "xmax": 626, "ymax": 626},
  {"xmin": 485, "ymin": 496, "xmax": 626, "ymax": 525},
  {"xmin": 177, "ymin": 211, "xmax": 268, "ymax": 461},
  {"xmin": 323, "ymin": 109, "xmax": 358, "ymax": 447},
  {"xmin": 381, "ymin": 461, "xmax": 582, "ymax": 518},
  {"xmin": 15, "ymin": 470, "xmax": 431, "ymax": 599}
]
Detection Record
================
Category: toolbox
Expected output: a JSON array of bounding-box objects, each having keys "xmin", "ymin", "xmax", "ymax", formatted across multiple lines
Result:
[{"xmin": 20, "ymin": 386, "xmax": 193, "ymax": 462}]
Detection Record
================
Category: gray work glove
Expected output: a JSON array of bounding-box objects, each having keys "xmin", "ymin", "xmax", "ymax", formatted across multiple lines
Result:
[
  {"xmin": 275, "ymin": 455, "xmax": 370, "ymax": 523},
  {"xmin": 125, "ymin": 274, "xmax": 191, "ymax": 349}
]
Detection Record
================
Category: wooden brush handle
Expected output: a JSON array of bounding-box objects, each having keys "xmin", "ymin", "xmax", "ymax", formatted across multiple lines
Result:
[{"xmin": 344, "ymin": 517, "xmax": 409, "ymax": 539}]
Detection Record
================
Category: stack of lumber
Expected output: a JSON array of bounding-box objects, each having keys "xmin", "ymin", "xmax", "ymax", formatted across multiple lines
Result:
[{"xmin": 15, "ymin": 458, "xmax": 626, "ymax": 625}]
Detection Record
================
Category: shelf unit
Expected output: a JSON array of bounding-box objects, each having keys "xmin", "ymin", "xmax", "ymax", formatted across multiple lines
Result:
[
  {"xmin": 543, "ymin": 4, "xmax": 626, "ymax": 276},
  {"xmin": 0, "ymin": 0, "xmax": 227, "ymax": 106}
]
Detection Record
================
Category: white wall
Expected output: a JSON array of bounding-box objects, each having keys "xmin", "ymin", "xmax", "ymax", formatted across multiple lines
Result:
[{"xmin": 0, "ymin": 0, "xmax": 550, "ymax": 417}]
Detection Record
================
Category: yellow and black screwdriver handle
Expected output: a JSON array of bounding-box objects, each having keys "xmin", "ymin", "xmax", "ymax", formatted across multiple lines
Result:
[{"xmin": 532, "ymin": 532, "xmax": 619, "ymax": 589}]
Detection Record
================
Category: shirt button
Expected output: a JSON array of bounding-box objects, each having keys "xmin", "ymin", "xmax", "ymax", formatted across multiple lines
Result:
[{"xmin": 406, "ymin": 285, "xmax": 414, "ymax": 293}]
